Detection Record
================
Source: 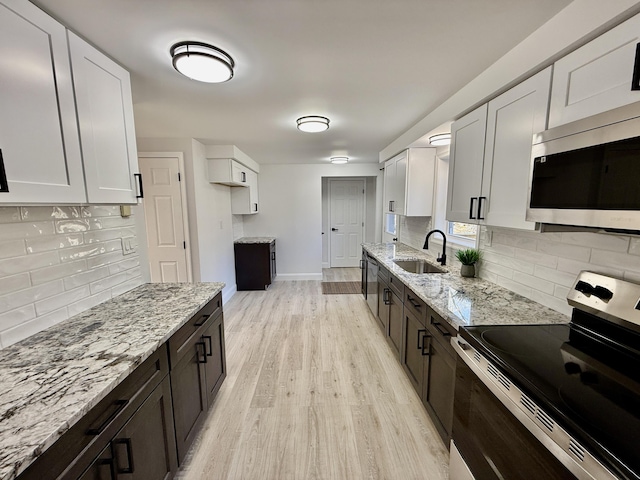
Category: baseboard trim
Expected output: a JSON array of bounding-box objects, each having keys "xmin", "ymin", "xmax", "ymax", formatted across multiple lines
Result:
[
  {"xmin": 222, "ymin": 284, "xmax": 237, "ymax": 304},
  {"xmin": 275, "ymin": 273, "xmax": 323, "ymax": 281},
  {"xmin": 322, "ymin": 262, "xmax": 330, "ymax": 269}
]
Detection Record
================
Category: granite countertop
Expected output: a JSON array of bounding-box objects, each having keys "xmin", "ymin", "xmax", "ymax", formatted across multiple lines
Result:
[
  {"xmin": 363, "ymin": 243, "xmax": 569, "ymax": 330},
  {"xmin": 234, "ymin": 236, "xmax": 276, "ymax": 244},
  {"xmin": 0, "ymin": 282, "xmax": 224, "ymax": 480}
]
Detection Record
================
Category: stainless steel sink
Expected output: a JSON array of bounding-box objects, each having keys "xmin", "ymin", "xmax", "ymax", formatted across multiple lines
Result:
[{"xmin": 393, "ymin": 259, "xmax": 445, "ymax": 274}]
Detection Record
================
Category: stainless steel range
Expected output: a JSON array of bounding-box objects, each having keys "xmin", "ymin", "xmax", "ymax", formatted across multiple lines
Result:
[{"xmin": 451, "ymin": 271, "xmax": 640, "ymax": 480}]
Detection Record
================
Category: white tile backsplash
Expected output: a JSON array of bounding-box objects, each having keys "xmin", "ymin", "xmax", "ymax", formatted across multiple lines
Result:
[
  {"xmin": 0, "ymin": 205, "xmax": 143, "ymax": 349},
  {"xmin": 232, "ymin": 214, "xmax": 245, "ymax": 240},
  {"xmin": 480, "ymin": 226, "xmax": 640, "ymax": 316}
]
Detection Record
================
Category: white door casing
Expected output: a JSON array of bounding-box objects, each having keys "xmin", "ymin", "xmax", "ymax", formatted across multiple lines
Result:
[
  {"xmin": 138, "ymin": 154, "xmax": 191, "ymax": 283},
  {"xmin": 330, "ymin": 179, "xmax": 365, "ymax": 268}
]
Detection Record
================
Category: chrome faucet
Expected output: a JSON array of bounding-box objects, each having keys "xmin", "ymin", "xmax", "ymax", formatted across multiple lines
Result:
[{"xmin": 423, "ymin": 229, "xmax": 447, "ymax": 266}]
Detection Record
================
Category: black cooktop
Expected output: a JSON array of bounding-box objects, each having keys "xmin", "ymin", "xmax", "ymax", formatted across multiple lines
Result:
[{"xmin": 460, "ymin": 311, "xmax": 640, "ymax": 480}]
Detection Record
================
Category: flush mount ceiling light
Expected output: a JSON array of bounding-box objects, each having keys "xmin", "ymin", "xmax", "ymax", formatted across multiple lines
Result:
[
  {"xmin": 170, "ymin": 41, "xmax": 234, "ymax": 83},
  {"xmin": 330, "ymin": 156, "xmax": 349, "ymax": 164},
  {"xmin": 429, "ymin": 133, "xmax": 451, "ymax": 146},
  {"xmin": 296, "ymin": 116, "xmax": 330, "ymax": 133}
]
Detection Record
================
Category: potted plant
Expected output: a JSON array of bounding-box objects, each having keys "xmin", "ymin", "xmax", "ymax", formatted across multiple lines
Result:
[{"xmin": 455, "ymin": 248, "xmax": 481, "ymax": 278}]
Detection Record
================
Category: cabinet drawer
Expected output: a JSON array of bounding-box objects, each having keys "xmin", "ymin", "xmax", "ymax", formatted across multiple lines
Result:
[
  {"xmin": 168, "ymin": 293, "xmax": 222, "ymax": 369},
  {"xmin": 388, "ymin": 272, "xmax": 404, "ymax": 299},
  {"xmin": 426, "ymin": 308, "xmax": 456, "ymax": 355},
  {"xmin": 18, "ymin": 348, "xmax": 169, "ymax": 480},
  {"xmin": 378, "ymin": 265, "xmax": 390, "ymax": 285},
  {"xmin": 404, "ymin": 287, "xmax": 426, "ymax": 325}
]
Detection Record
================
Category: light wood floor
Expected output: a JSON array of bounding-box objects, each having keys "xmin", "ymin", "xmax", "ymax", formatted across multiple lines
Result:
[
  {"xmin": 322, "ymin": 267, "xmax": 362, "ymax": 282},
  {"xmin": 177, "ymin": 271, "xmax": 450, "ymax": 480}
]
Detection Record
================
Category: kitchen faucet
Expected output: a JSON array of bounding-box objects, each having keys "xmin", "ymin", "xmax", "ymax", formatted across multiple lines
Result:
[{"xmin": 423, "ymin": 229, "xmax": 447, "ymax": 266}]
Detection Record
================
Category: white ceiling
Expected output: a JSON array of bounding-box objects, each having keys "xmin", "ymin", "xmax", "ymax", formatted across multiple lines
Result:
[{"xmin": 32, "ymin": 0, "xmax": 572, "ymax": 165}]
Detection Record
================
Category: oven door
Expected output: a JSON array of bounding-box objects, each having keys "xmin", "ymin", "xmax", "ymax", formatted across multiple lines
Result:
[{"xmin": 451, "ymin": 354, "xmax": 577, "ymax": 480}]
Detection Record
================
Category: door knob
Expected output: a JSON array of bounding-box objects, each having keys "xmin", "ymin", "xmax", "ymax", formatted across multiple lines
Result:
[{"xmin": 332, "ymin": 228, "xmax": 338, "ymax": 231}]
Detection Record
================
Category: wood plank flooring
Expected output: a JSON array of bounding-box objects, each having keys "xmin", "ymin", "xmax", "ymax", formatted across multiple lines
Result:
[{"xmin": 176, "ymin": 270, "xmax": 450, "ymax": 480}]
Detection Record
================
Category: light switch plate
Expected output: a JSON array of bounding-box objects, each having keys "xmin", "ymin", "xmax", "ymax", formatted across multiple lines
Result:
[{"xmin": 121, "ymin": 236, "xmax": 136, "ymax": 255}]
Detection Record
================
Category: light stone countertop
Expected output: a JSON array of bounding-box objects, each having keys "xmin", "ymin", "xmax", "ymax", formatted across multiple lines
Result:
[
  {"xmin": 234, "ymin": 236, "xmax": 276, "ymax": 244},
  {"xmin": 0, "ymin": 282, "xmax": 224, "ymax": 480},
  {"xmin": 363, "ymin": 243, "xmax": 570, "ymax": 330}
]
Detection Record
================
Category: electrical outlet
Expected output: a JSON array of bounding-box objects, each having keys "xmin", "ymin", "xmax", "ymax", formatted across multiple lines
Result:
[{"xmin": 121, "ymin": 236, "xmax": 136, "ymax": 255}]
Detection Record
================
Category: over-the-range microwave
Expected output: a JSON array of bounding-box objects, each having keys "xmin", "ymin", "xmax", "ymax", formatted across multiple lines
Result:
[{"xmin": 526, "ymin": 102, "xmax": 640, "ymax": 233}]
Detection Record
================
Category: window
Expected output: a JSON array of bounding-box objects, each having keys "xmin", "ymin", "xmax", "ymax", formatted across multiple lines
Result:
[
  {"xmin": 385, "ymin": 213, "xmax": 397, "ymax": 235},
  {"xmin": 446, "ymin": 221, "xmax": 478, "ymax": 248}
]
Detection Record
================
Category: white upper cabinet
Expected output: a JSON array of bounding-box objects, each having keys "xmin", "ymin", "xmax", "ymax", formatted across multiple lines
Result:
[
  {"xmin": 69, "ymin": 32, "xmax": 139, "ymax": 204},
  {"xmin": 0, "ymin": 0, "xmax": 85, "ymax": 203},
  {"xmin": 549, "ymin": 13, "xmax": 640, "ymax": 128},
  {"xmin": 208, "ymin": 159, "xmax": 251, "ymax": 187},
  {"xmin": 384, "ymin": 148, "xmax": 435, "ymax": 217},
  {"xmin": 447, "ymin": 68, "xmax": 551, "ymax": 229},
  {"xmin": 231, "ymin": 169, "xmax": 259, "ymax": 214},
  {"xmin": 446, "ymin": 104, "xmax": 487, "ymax": 224},
  {"xmin": 482, "ymin": 67, "xmax": 552, "ymax": 230}
]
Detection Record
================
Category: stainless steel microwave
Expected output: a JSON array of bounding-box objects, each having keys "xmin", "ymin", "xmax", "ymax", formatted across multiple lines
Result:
[{"xmin": 526, "ymin": 103, "xmax": 640, "ymax": 232}]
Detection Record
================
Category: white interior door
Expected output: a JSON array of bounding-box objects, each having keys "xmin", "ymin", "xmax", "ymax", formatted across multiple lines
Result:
[
  {"xmin": 139, "ymin": 155, "xmax": 190, "ymax": 283},
  {"xmin": 330, "ymin": 179, "xmax": 365, "ymax": 268}
]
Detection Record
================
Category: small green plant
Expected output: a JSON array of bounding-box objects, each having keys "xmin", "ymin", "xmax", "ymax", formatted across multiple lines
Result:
[{"xmin": 455, "ymin": 248, "xmax": 481, "ymax": 266}]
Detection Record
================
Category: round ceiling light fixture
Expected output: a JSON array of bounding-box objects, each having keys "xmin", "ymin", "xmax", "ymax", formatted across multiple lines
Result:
[
  {"xmin": 330, "ymin": 156, "xmax": 349, "ymax": 164},
  {"xmin": 170, "ymin": 41, "xmax": 234, "ymax": 83},
  {"xmin": 296, "ymin": 116, "xmax": 330, "ymax": 133},
  {"xmin": 429, "ymin": 133, "xmax": 451, "ymax": 146}
]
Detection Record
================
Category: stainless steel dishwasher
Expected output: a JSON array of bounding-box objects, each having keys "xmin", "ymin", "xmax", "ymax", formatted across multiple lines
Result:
[{"xmin": 366, "ymin": 253, "xmax": 378, "ymax": 316}]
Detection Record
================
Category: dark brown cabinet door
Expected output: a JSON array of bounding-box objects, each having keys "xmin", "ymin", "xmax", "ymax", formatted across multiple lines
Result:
[
  {"xmin": 402, "ymin": 308, "xmax": 428, "ymax": 395},
  {"xmin": 77, "ymin": 445, "xmax": 116, "ymax": 480},
  {"xmin": 423, "ymin": 308, "xmax": 457, "ymax": 445},
  {"xmin": 424, "ymin": 336, "xmax": 456, "ymax": 443},
  {"xmin": 376, "ymin": 280, "xmax": 389, "ymax": 333},
  {"xmin": 79, "ymin": 377, "xmax": 177, "ymax": 480},
  {"xmin": 387, "ymin": 292, "xmax": 403, "ymax": 360},
  {"xmin": 201, "ymin": 314, "xmax": 227, "ymax": 404},
  {"xmin": 171, "ymin": 340, "xmax": 208, "ymax": 463},
  {"xmin": 234, "ymin": 242, "xmax": 275, "ymax": 290}
]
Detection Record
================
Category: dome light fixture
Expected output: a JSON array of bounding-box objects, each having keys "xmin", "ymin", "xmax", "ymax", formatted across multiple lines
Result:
[
  {"xmin": 170, "ymin": 41, "xmax": 234, "ymax": 83},
  {"xmin": 296, "ymin": 116, "xmax": 330, "ymax": 133},
  {"xmin": 330, "ymin": 156, "xmax": 349, "ymax": 164},
  {"xmin": 429, "ymin": 133, "xmax": 451, "ymax": 146}
]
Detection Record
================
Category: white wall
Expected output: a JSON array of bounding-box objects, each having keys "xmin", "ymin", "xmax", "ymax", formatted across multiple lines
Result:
[
  {"xmin": 136, "ymin": 138, "xmax": 237, "ymax": 302},
  {"xmin": 243, "ymin": 163, "xmax": 381, "ymax": 279}
]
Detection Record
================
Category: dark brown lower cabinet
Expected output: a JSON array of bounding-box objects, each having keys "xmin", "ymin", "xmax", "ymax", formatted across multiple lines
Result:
[
  {"xmin": 79, "ymin": 376, "xmax": 177, "ymax": 480},
  {"xmin": 402, "ymin": 307, "xmax": 427, "ymax": 393},
  {"xmin": 234, "ymin": 240, "xmax": 276, "ymax": 290},
  {"xmin": 387, "ymin": 290, "xmax": 403, "ymax": 360},
  {"xmin": 169, "ymin": 294, "xmax": 227, "ymax": 464},
  {"xmin": 422, "ymin": 308, "xmax": 456, "ymax": 445},
  {"xmin": 17, "ymin": 293, "xmax": 226, "ymax": 480},
  {"xmin": 376, "ymin": 278, "xmax": 389, "ymax": 333}
]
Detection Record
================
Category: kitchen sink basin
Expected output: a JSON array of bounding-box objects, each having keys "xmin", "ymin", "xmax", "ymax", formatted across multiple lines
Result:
[{"xmin": 393, "ymin": 260, "xmax": 445, "ymax": 274}]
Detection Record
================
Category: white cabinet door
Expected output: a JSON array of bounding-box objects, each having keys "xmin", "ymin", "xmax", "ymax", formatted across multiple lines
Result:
[
  {"xmin": 405, "ymin": 148, "xmax": 436, "ymax": 217},
  {"xmin": 69, "ymin": 32, "xmax": 139, "ymax": 204},
  {"xmin": 446, "ymin": 104, "xmax": 487, "ymax": 224},
  {"xmin": 0, "ymin": 0, "xmax": 85, "ymax": 203},
  {"xmin": 231, "ymin": 169, "xmax": 259, "ymax": 214},
  {"xmin": 208, "ymin": 159, "xmax": 250, "ymax": 187},
  {"xmin": 549, "ymin": 13, "xmax": 640, "ymax": 128},
  {"xmin": 383, "ymin": 159, "xmax": 395, "ymax": 214},
  {"xmin": 482, "ymin": 67, "xmax": 551, "ymax": 230},
  {"xmin": 393, "ymin": 151, "xmax": 408, "ymax": 216}
]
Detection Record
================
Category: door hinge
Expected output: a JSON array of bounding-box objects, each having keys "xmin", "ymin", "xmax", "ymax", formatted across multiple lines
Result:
[
  {"xmin": 362, "ymin": 222, "xmax": 364, "ymax": 227},
  {"xmin": 178, "ymin": 172, "xmax": 181, "ymax": 181},
  {"xmin": 362, "ymin": 189, "xmax": 365, "ymax": 194},
  {"xmin": 183, "ymin": 241, "xmax": 186, "ymax": 249}
]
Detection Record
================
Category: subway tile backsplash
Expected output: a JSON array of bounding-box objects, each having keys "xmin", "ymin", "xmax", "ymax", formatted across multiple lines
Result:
[
  {"xmin": 479, "ymin": 226, "xmax": 640, "ymax": 316},
  {"xmin": 0, "ymin": 206, "xmax": 142, "ymax": 349}
]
